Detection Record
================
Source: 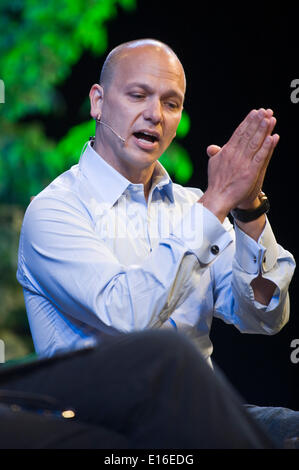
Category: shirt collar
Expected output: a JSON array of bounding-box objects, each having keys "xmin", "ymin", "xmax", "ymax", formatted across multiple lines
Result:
[
  {"xmin": 79, "ymin": 141, "xmax": 174, "ymax": 207},
  {"xmin": 148, "ymin": 160, "xmax": 174, "ymax": 203}
]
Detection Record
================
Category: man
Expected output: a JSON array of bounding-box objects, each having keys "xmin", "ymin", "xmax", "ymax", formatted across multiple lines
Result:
[{"xmin": 15, "ymin": 39, "xmax": 297, "ymax": 446}]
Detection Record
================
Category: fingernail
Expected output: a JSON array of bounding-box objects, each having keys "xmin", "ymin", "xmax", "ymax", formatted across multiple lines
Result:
[{"xmin": 258, "ymin": 109, "xmax": 265, "ymax": 118}]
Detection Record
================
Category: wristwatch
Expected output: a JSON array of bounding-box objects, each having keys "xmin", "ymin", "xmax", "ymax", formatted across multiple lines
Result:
[{"xmin": 230, "ymin": 191, "xmax": 270, "ymax": 223}]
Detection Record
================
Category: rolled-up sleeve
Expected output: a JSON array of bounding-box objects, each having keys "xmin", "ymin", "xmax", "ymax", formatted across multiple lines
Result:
[{"xmin": 212, "ymin": 216, "xmax": 296, "ymax": 334}]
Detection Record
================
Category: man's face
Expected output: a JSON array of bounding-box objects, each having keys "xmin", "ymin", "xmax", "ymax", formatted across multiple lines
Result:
[{"xmin": 94, "ymin": 45, "xmax": 185, "ymax": 174}]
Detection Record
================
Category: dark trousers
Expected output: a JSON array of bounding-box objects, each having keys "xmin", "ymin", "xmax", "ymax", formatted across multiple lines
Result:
[{"xmin": 0, "ymin": 330, "xmax": 274, "ymax": 449}]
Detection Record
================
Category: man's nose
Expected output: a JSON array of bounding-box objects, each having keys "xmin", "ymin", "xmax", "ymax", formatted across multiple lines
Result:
[{"xmin": 143, "ymin": 98, "xmax": 163, "ymax": 124}]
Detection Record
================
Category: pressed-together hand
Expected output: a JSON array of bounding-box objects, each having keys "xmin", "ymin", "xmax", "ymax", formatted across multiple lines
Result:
[
  {"xmin": 199, "ymin": 108, "xmax": 279, "ymax": 305},
  {"xmin": 199, "ymin": 108, "xmax": 279, "ymax": 223}
]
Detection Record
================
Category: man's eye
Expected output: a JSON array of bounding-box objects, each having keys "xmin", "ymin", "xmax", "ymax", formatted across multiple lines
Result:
[
  {"xmin": 166, "ymin": 101, "xmax": 179, "ymax": 109},
  {"xmin": 130, "ymin": 93, "xmax": 145, "ymax": 99}
]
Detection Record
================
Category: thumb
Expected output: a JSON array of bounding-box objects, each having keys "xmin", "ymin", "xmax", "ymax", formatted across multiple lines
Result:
[{"xmin": 207, "ymin": 144, "xmax": 221, "ymax": 157}]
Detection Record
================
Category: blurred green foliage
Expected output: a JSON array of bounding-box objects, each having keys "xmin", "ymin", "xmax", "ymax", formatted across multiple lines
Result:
[
  {"xmin": 0, "ymin": 204, "xmax": 34, "ymax": 360},
  {"xmin": 0, "ymin": 0, "xmax": 193, "ymax": 207},
  {"xmin": 0, "ymin": 0, "xmax": 137, "ymax": 206}
]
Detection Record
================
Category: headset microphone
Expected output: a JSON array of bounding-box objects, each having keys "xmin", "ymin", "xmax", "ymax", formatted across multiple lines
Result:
[{"xmin": 96, "ymin": 119, "xmax": 126, "ymax": 143}]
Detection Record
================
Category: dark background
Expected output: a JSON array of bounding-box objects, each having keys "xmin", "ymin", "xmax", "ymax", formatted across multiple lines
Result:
[{"xmin": 56, "ymin": 1, "xmax": 299, "ymax": 409}]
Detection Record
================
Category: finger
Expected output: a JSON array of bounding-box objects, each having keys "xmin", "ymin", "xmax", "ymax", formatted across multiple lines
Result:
[
  {"xmin": 243, "ymin": 116, "xmax": 271, "ymax": 158},
  {"xmin": 207, "ymin": 145, "xmax": 221, "ymax": 157},
  {"xmin": 252, "ymin": 133, "xmax": 278, "ymax": 169},
  {"xmin": 273, "ymin": 133, "xmax": 280, "ymax": 146},
  {"xmin": 243, "ymin": 114, "xmax": 277, "ymax": 159},
  {"xmin": 227, "ymin": 108, "xmax": 267, "ymax": 153},
  {"xmin": 267, "ymin": 116, "xmax": 277, "ymax": 136},
  {"xmin": 262, "ymin": 130, "xmax": 279, "ymax": 170},
  {"xmin": 227, "ymin": 109, "xmax": 258, "ymax": 148},
  {"xmin": 263, "ymin": 133, "xmax": 279, "ymax": 168},
  {"xmin": 255, "ymin": 134, "xmax": 279, "ymax": 190}
]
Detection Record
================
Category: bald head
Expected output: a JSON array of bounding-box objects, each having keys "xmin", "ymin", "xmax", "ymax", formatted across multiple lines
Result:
[{"xmin": 99, "ymin": 39, "xmax": 186, "ymax": 92}]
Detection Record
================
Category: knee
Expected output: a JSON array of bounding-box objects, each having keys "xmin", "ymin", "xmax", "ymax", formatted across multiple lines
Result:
[{"xmin": 125, "ymin": 329, "xmax": 206, "ymax": 372}]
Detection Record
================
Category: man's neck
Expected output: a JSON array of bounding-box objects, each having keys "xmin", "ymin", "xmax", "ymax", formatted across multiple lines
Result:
[{"xmin": 93, "ymin": 139, "xmax": 155, "ymax": 202}]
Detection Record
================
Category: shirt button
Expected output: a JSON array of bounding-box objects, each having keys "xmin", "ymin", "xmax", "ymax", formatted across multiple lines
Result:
[{"xmin": 210, "ymin": 245, "xmax": 219, "ymax": 255}]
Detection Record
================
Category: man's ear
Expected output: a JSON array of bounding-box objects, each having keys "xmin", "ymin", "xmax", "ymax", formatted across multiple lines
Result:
[{"xmin": 89, "ymin": 84, "xmax": 104, "ymax": 120}]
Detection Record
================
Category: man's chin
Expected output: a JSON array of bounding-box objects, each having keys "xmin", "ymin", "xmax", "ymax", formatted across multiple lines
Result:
[{"xmin": 124, "ymin": 146, "xmax": 162, "ymax": 167}]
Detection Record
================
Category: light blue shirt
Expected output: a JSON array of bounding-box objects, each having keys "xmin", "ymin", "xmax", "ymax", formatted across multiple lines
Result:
[{"xmin": 17, "ymin": 141, "xmax": 296, "ymax": 361}]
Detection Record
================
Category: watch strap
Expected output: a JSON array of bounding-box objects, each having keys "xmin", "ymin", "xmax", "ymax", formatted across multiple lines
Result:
[{"xmin": 231, "ymin": 193, "xmax": 270, "ymax": 223}]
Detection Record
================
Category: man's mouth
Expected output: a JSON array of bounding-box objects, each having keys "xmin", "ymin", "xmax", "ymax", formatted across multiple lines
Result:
[
  {"xmin": 132, "ymin": 130, "xmax": 160, "ymax": 150},
  {"xmin": 133, "ymin": 131, "xmax": 159, "ymax": 142}
]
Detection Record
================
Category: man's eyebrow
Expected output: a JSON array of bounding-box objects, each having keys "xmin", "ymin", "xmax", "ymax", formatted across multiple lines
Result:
[
  {"xmin": 125, "ymin": 82, "xmax": 152, "ymax": 90},
  {"xmin": 125, "ymin": 82, "xmax": 184, "ymax": 102}
]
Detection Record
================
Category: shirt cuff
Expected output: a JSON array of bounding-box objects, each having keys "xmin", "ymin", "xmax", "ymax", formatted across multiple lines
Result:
[
  {"xmin": 234, "ymin": 216, "xmax": 279, "ymax": 275},
  {"xmin": 170, "ymin": 203, "xmax": 233, "ymax": 264}
]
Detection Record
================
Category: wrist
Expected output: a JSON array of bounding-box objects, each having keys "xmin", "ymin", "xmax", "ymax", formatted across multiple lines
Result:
[
  {"xmin": 234, "ymin": 214, "xmax": 266, "ymax": 242},
  {"xmin": 231, "ymin": 192, "xmax": 270, "ymax": 223},
  {"xmin": 198, "ymin": 191, "xmax": 230, "ymax": 223},
  {"xmin": 236, "ymin": 196, "xmax": 261, "ymax": 210}
]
